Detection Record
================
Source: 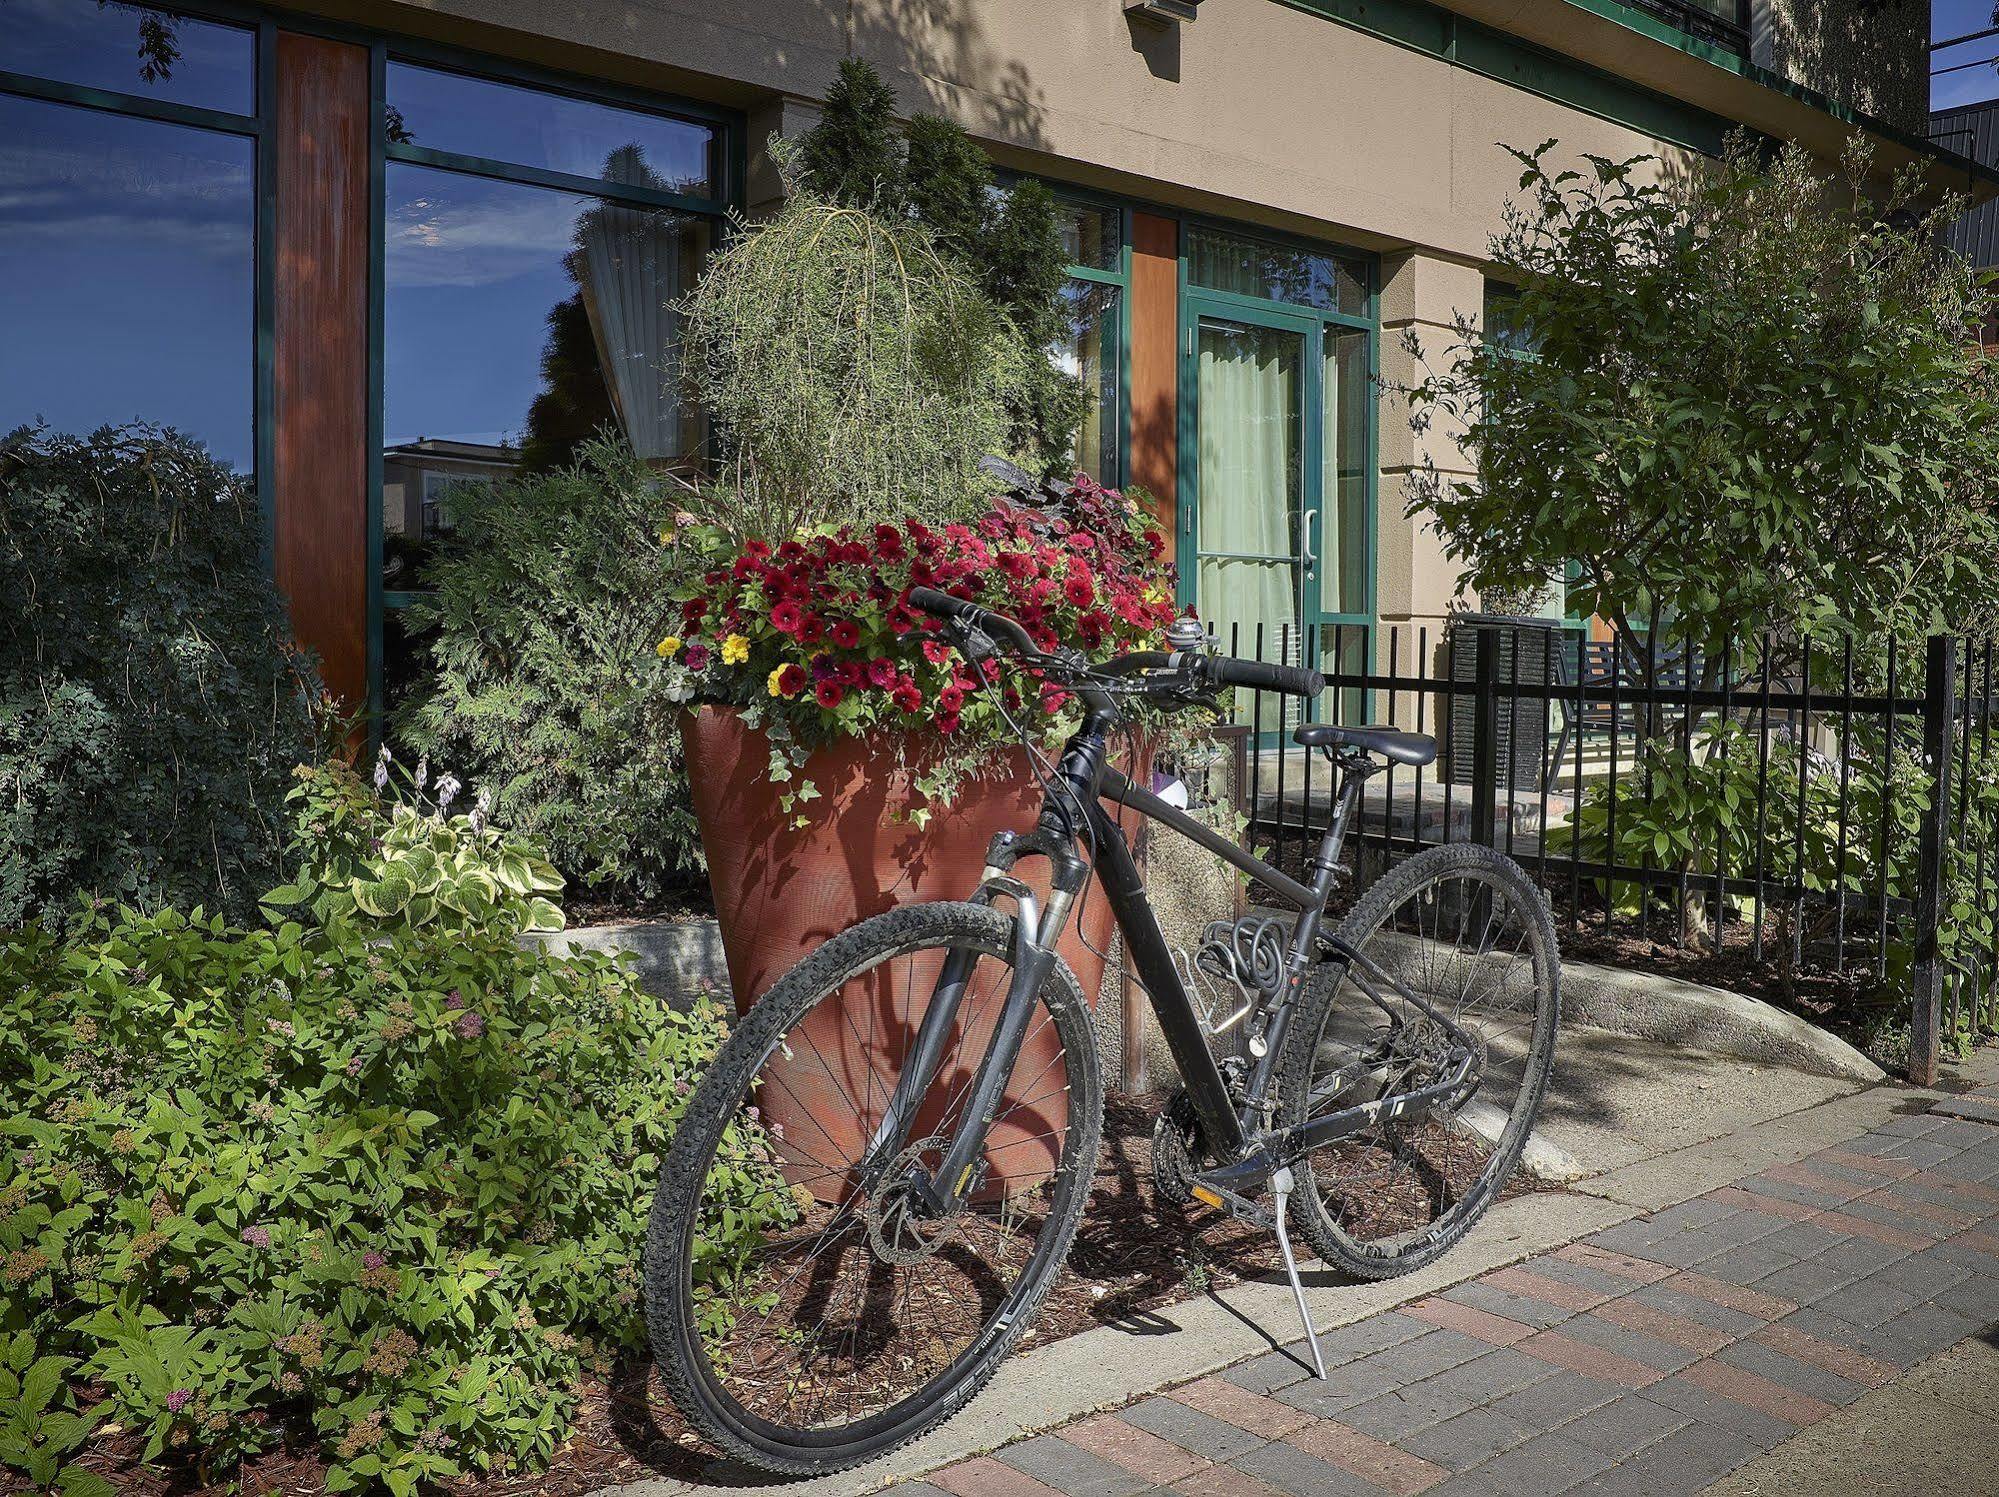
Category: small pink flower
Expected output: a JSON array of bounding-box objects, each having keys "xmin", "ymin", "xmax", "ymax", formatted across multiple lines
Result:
[
  {"xmin": 166, "ymin": 1389, "xmax": 192, "ymax": 1413},
  {"xmin": 445, "ymin": 989, "xmax": 466, "ymax": 1010},
  {"xmin": 362, "ymin": 1250, "xmax": 386, "ymax": 1270},
  {"xmin": 454, "ymin": 1012, "xmax": 485, "ymax": 1040},
  {"xmin": 346, "ymin": 1056, "xmax": 364, "ymax": 1075},
  {"xmin": 241, "ymin": 1225, "xmax": 271, "ymax": 1249}
]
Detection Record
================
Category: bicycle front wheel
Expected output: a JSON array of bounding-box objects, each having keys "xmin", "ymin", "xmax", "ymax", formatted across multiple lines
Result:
[
  {"xmin": 1279, "ymin": 843, "xmax": 1559, "ymax": 1280},
  {"xmin": 644, "ymin": 901, "xmax": 1103, "ymax": 1477}
]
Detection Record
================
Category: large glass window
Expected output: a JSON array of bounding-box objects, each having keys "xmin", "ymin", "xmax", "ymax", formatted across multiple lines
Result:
[
  {"xmin": 1189, "ymin": 226, "xmax": 1367, "ymax": 319},
  {"xmin": 0, "ymin": 1, "xmax": 255, "ymax": 113},
  {"xmin": 378, "ymin": 61, "xmax": 731, "ymax": 711},
  {"xmin": 1051, "ymin": 199, "xmax": 1125, "ymax": 487},
  {"xmin": 0, "ymin": 14, "xmax": 256, "ymax": 473}
]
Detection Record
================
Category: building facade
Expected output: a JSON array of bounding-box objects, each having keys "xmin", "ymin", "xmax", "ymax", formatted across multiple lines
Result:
[{"xmin": 0, "ymin": 0, "xmax": 1968, "ymax": 718}]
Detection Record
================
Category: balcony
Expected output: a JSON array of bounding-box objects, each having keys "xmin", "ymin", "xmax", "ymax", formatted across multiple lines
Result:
[{"xmin": 1623, "ymin": 0, "xmax": 1751, "ymax": 56}]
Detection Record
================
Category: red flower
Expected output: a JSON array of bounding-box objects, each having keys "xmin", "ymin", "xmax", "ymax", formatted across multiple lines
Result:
[
  {"xmin": 775, "ymin": 663, "xmax": 808, "ymax": 696},
  {"xmin": 815, "ymin": 680, "xmax": 846, "ymax": 709},
  {"xmin": 830, "ymin": 618, "xmax": 861, "ymax": 649},
  {"xmin": 888, "ymin": 609, "xmax": 918, "ymax": 635},
  {"xmin": 998, "ymin": 552, "xmax": 1035, "ymax": 580},
  {"xmin": 1041, "ymin": 684, "xmax": 1072, "ymax": 715},
  {"xmin": 798, "ymin": 614, "xmax": 827, "ymax": 644},
  {"xmin": 771, "ymin": 599, "xmax": 805, "ymax": 635},
  {"xmin": 866, "ymin": 657, "xmax": 897, "ymax": 688},
  {"xmin": 921, "ymin": 639, "xmax": 952, "ymax": 666},
  {"xmin": 936, "ymin": 710, "xmax": 962, "ymax": 735},
  {"xmin": 939, "ymin": 684, "xmax": 965, "ymax": 712},
  {"xmin": 874, "ymin": 524, "xmax": 905, "ymax": 557},
  {"xmin": 1063, "ymin": 567, "xmax": 1096, "ymax": 608},
  {"xmin": 681, "ymin": 598, "xmax": 708, "ymax": 626},
  {"xmin": 891, "ymin": 681, "xmax": 923, "ymax": 712},
  {"xmin": 834, "ymin": 659, "xmax": 862, "ymax": 686}
]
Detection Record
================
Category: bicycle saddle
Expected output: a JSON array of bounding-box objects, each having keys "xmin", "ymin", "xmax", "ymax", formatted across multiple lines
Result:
[{"xmin": 1292, "ymin": 723, "xmax": 1437, "ymax": 767}]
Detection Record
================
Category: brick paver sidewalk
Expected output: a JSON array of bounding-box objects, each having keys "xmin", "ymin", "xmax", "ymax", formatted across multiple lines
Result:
[{"xmin": 914, "ymin": 1107, "xmax": 1999, "ymax": 1497}]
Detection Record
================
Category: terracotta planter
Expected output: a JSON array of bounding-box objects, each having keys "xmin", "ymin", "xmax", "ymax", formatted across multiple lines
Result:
[{"xmin": 682, "ymin": 706, "xmax": 1118, "ymax": 1195}]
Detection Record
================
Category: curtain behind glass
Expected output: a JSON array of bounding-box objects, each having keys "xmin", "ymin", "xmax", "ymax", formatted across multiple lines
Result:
[
  {"xmin": 572, "ymin": 195, "xmax": 703, "ymax": 462},
  {"xmin": 1197, "ymin": 320, "xmax": 1300, "ymax": 667},
  {"xmin": 1321, "ymin": 325, "xmax": 1368, "ymax": 620}
]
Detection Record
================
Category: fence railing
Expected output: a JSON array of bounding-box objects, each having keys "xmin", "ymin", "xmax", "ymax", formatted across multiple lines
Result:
[{"xmin": 1218, "ymin": 621, "xmax": 1997, "ymax": 1084}]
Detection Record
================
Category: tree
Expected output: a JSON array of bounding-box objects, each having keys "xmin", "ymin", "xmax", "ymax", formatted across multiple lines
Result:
[
  {"xmin": 794, "ymin": 60, "xmax": 1086, "ymax": 475},
  {"xmin": 1404, "ymin": 137, "xmax": 1999, "ymax": 688}
]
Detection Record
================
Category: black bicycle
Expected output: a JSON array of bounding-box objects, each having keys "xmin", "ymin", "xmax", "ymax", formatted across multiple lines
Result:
[{"xmin": 644, "ymin": 588, "xmax": 1560, "ymax": 1476}]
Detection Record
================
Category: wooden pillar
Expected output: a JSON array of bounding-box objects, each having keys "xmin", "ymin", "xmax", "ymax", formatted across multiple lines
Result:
[
  {"xmin": 1129, "ymin": 211, "xmax": 1180, "ymax": 553},
  {"xmin": 272, "ymin": 33, "xmax": 370, "ymax": 712}
]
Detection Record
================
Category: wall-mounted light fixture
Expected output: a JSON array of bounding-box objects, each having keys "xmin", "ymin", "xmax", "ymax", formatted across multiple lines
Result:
[{"xmin": 1124, "ymin": 0, "xmax": 1200, "ymax": 28}]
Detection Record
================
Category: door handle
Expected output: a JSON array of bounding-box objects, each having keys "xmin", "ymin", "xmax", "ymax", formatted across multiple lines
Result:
[{"xmin": 1302, "ymin": 509, "xmax": 1318, "ymax": 577}]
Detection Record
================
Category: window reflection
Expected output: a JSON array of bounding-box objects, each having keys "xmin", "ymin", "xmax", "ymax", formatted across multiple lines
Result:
[
  {"xmin": 386, "ymin": 62, "xmax": 718, "ymax": 196},
  {"xmin": 1057, "ymin": 202, "xmax": 1121, "ymax": 272},
  {"xmin": 381, "ymin": 162, "xmax": 708, "ymax": 589},
  {"xmin": 1054, "ymin": 280, "xmax": 1120, "ymax": 485},
  {"xmin": 0, "ymin": 0, "xmax": 255, "ymax": 114},
  {"xmin": 0, "ymin": 94, "xmax": 253, "ymax": 469},
  {"xmin": 1188, "ymin": 226, "xmax": 1367, "ymax": 318}
]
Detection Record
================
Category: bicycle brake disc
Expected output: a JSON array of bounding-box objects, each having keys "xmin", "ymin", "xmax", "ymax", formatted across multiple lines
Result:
[{"xmin": 865, "ymin": 1136, "xmax": 967, "ymax": 1266}]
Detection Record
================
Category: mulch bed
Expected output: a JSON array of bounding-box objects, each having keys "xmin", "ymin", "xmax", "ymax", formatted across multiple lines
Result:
[{"xmin": 47, "ymin": 1093, "xmax": 1554, "ymax": 1496}]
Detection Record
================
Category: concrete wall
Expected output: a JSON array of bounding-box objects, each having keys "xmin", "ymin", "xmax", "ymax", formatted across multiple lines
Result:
[{"xmin": 1753, "ymin": 0, "xmax": 1930, "ymax": 134}]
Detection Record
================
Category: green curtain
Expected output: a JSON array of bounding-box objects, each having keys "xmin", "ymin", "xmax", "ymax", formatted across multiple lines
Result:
[
  {"xmin": 1197, "ymin": 319, "xmax": 1300, "ymax": 665},
  {"xmin": 1320, "ymin": 325, "xmax": 1368, "ymax": 621}
]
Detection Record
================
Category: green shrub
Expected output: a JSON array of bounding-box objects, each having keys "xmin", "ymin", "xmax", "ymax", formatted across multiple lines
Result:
[
  {"xmin": 394, "ymin": 438, "xmax": 701, "ymax": 903},
  {"xmin": 0, "ymin": 774, "xmax": 786, "ymax": 1492},
  {"xmin": 0, "ymin": 425, "xmax": 321, "ymax": 931}
]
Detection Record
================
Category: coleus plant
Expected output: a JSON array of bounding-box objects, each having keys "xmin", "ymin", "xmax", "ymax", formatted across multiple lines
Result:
[{"xmin": 657, "ymin": 475, "xmax": 1181, "ymax": 824}]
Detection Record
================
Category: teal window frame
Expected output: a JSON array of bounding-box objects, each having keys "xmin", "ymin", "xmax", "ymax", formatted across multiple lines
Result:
[
  {"xmin": 1051, "ymin": 192, "xmax": 1133, "ymax": 490},
  {"xmin": 370, "ymin": 43, "xmax": 741, "ymax": 729},
  {"xmin": 1175, "ymin": 217, "xmax": 1380, "ymax": 703}
]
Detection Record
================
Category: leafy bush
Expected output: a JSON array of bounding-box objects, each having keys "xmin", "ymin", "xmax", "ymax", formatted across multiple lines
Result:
[
  {"xmin": 0, "ymin": 775, "xmax": 786, "ymax": 1492},
  {"xmin": 681, "ymin": 191, "xmax": 1027, "ymax": 536},
  {"xmin": 0, "ymin": 425, "xmax": 321, "ymax": 931},
  {"xmin": 797, "ymin": 59, "xmax": 1085, "ymax": 473},
  {"xmin": 394, "ymin": 438, "xmax": 702, "ymax": 903}
]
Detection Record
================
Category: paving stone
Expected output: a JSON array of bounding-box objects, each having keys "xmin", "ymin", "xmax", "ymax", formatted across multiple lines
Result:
[
  {"xmin": 1933, "ymin": 1273, "xmax": 1999, "ymax": 1321},
  {"xmin": 1714, "ymin": 1337, "xmax": 1867, "ymax": 1406},
  {"xmin": 1732, "ymin": 1175, "xmax": 1851, "ymax": 1211},
  {"xmin": 1555, "ymin": 1311, "xmax": 1700, "ymax": 1374},
  {"xmin": 1061, "ymin": 1413, "xmax": 1212, "ymax": 1485},
  {"xmin": 1483, "ymin": 1367, "xmax": 1624, "ymax": 1430},
  {"xmin": 1628, "ymin": 1283, "xmax": 1767, "ymax": 1338},
  {"xmin": 1590, "ymin": 1295, "xmax": 1733, "ymax": 1356},
  {"xmin": 1407, "ymin": 1297, "xmax": 1536, "ymax": 1346},
  {"xmin": 1516, "ymin": 1329, "xmax": 1667, "ymax": 1388},
  {"xmin": 934, "ymin": 1453, "xmax": 1071, "ymax": 1497},
  {"xmin": 1641, "ymin": 1373, "xmax": 1798, "ymax": 1449},
  {"xmin": 1757, "ymin": 1219, "xmax": 1847, "ymax": 1259},
  {"xmin": 1225, "ymin": 1346, "xmax": 1328, "ymax": 1396},
  {"xmin": 1704, "ymin": 1186, "xmax": 1820, "ymax": 1225},
  {"xmin": 1602, "ymin": 1421, "xmax": 1760, "ymax": 1490},
  {"xmin": 1745, "ymin": 1255, "xmax": 1871, "ymax": 1307},
  {"xmin": 1230, "ymin": 1439, "xmax": 1386, "ymax": 1497},
  {"xmin": 1870, "ymin": 1114, "xmax": 1951, "ymax": 1139},
  {"xmin": 1122, "ymin": 1396, "xmax": 1269, "ymax": 1463},
  {"xmin": 1354, "ymin": 1329, "xmax": 1492, "ymax": 1385},
  {"xmin": 1168, "ymin": 1377, "xmax": 1315, "ymax": 1440},
  {"xmin": 1676, "ymin": 1207, "xmax": 1792, "ymax": 1247},
  {"xmin": 1418, "ymin": 1347, "xmax": 1561, "ymax": 1405},
  {"xmin": 1870, "ymin": 1249, "xmax": 1975, "ymax": 1300},
  {"xmin": 1339, "ymin": 1381, "xmax": 1481, "ymax": 1443},
  {"xmin": 1460, "ymin": 1431, "xmax": 1615, "ymax": 1496},
  {"xmin": 1644, "ymin": 1200, "xmax": 1737, "ymax": 1232},
  {"xmin": 1584, "ymin": 1222, "xmax": 1676, "ymax": 1260},
  {"xmin": 1440, "ymin": 1280, "xmax": 1577, "ymax": 1329},
  {"xmin": 1660, "ymin": 1270, "xmax": 1795, "ymax": 1321},
  {"xmin": 1505, "ymin": 1255, "xmax": 1636, "ymax": 1302},
  {"xmin": 1620, "ymin": 1231, "xmax": 1726, "ymax": 1269},
  {"xmin": 1287, "ymin": 1420, "xmax": 1451, "ymax": 1496},
  {"xmin": 1480, "ymin": 1265, "xmax": 1612, "ymax": 1313},
  {"xmin": 1807, "ymin": 1276, "xmax": 1920, "ymax": 1327},
  {"xmin": 1553, "ymin": 1394, "xmax": 1691, "ymax": 1460},
  {"xmin": 1866, "ymin": 1301, "xmax": 1982, "ymax": 1363},
  {"xmin": 1931, "ymin": 1234, "xmax": 1999, "ymax": 1277},
  {"xmin": 1836, "ymin": 1195, "xmax": 1961, "ymax": 1240},
  {"xmin": 1000, "ymin": 1433, "xmax": 1160, "ymax": 1497},
  {"xmin": 1873, "ymin": 1137, "xmax": 1960, "ymax": 1168},
  {"xmin": 1678, "ymin": 1356, "xmax": 1834, "ymax": 1427},
  {"xmin": 1270, "ymin": 1361, "xmax": 1394, "ymax": 1418},
  {"xmin": 1172, "ymin": 1464, "xmax": 1291, "ymax": 1497},
  {"xmin": 1806, "ymin": 1232, "xmax": 1916, "ymax": 1275},
  {"xmin": 1401, "ymin": 1406, "xmax": 1535, "ymax": 1472},
  {"xmin": 1929, "ymin": 1118, "xmax": 1999, "ymax": 1147},
  {"xmin": 1555, "ymin": 1244, "xmax": 1676, "ymax": 1286},
  {"xmin": 1749, "ymin": 1321, "xmax": 1897, "ymax": 1386},
  {"xmin": 1690, "ymin": 1240, "xmax": 1807, "ymax": 1287}
]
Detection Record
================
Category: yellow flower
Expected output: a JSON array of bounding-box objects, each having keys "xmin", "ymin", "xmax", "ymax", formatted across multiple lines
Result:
[
  {"xmin": 658, "ymin": 528, "xmax": 676, "ymax": 547},
  {"xmin": 655, "ymin": 635, "xmax": 681, "ymax": 659},
  {"xmin": 768, "ymin": 665, "xmax": 799, "ymax": 697},
  {"xmin": 722, "ymin": 633, "xmax": 751, "ymax": 665}
]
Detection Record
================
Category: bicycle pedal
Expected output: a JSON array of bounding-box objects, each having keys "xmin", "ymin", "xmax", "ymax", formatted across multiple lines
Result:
[{"xmin": 1186, "ymin": 1176, "xmax": 1273, "ymax": 1231}]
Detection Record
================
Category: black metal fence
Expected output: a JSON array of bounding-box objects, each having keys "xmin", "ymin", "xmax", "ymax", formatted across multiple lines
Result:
[{"xmin": 1218, "ymin": 620, "xmax": 1999, "ymax": 1084}]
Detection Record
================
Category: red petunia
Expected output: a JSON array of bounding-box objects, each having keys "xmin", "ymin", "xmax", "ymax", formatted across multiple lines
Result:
[
  {"xmin": 798, "ymin": 614, "xmax": 827, "ymax": 644},
  {"xmin": 874, "ymin": 523, "xmax": 905, "ymax": 557},
  {"xmin": 830, "ymin": 618, "xmax": 861, "ymax": 649},
  {"xmin": 936, "ymin": 710, "xmax": 962, "ymax": 735},
  {"xmin": 815, "ymin": 680, "xmax": 845, "ymax": 709},
  {"xmin": 866, "ymin": 657, "xmax": 898, "ymax": 688},
  {"xmin": 891, "ymin": 681, "xmax": 923, "ymax": 712},
  {"xmin": 888, "ymin": 609, "xmax": 918, "ymax": 635},
  {"xmin": 771, "ymin": 599, "xmax": 805, "ymax": 635},
  {"xmin": 998, "ymin": 552, "xmax": 1035, "ymax": 580},
  {"xmin": 921, "ymin": 639, "xmax": 952, "ymax": 666},
  {"xmin": 775, "ymin": 663, "xmax": 808, "ymax": 696},
  {"xmin": 1063, "ymin": 567, "xmax": 1096, "ymax": 608},
  {"xmin": 938, "ymin": 684, "xmax": 965, "ymax": 712}
]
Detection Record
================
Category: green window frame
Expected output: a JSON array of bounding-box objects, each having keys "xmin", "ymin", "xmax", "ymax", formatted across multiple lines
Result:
[{"xmin": 1048, "ymin": 191, "xmax": 1133, "ymax": 490}]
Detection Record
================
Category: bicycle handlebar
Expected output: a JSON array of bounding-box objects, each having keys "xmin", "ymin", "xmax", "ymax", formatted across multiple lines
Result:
[{"xmin": 904, "ymin": 586, "xmax": 1325, "ymax": 710}]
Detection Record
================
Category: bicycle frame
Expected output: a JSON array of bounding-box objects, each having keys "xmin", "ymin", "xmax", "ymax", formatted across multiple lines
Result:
[{"xmin": 871, "ymin": 709, "xmax": 1478, "ymax": 1219}]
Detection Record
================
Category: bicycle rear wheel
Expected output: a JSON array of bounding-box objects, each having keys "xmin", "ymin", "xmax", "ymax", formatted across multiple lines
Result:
[
  {"xmin": 644, "ymin": 901, "xmax": 1102, "ymax": 1476},
  {"xmin": 1278, "ymin": 842, "xmax": 1559, "ymax": 1279}
]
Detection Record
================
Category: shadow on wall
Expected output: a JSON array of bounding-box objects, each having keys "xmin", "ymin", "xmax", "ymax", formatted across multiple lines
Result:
[{"xmin": 1758, "ymin": 0, "xmax": 1928, "ymax": 133}]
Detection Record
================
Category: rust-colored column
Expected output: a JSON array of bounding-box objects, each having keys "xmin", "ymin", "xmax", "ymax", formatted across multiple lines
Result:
[
  {"xmin": 1128, "ymin": 210, "xmax": 1180, "ymax": 554},
  {"xmin": 272, "ymin": 32, "xmax": 370, "ymax": 713}
]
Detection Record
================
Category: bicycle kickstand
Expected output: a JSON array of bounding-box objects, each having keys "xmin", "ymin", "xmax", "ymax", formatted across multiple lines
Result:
[{"xmin": 1271, "ymin": 1166, "xmax": 1327, "ymax": 1380}]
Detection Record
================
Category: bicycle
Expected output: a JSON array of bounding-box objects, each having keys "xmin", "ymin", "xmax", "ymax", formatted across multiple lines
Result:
[{"xmin": 644, "ymin": 588, "xmax": 1560, "ymax": 1476}]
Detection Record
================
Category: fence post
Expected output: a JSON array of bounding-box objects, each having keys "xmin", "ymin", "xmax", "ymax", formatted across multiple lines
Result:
[
  {"xmin": 1470, "ymin": 627, "xmax": 1499, "ymax": 850},
  {"xmin": 1912, "ymin": 636, "xmax": 1957, "ymax": 1087}
]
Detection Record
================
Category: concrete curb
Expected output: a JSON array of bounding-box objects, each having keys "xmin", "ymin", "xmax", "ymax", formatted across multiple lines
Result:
[
  {"xmin": 1560, "ymin": 957, "xmax": 1886, "ymax": 1084},
  {"xmin": 528, "ymin": 917, "xmax": 728, "ymax": 1005}
]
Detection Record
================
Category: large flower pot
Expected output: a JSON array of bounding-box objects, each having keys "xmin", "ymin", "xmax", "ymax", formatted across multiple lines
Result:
[{"xmin": 682, "ymin": 706, "xmax": 1119, "ymax": 1196}]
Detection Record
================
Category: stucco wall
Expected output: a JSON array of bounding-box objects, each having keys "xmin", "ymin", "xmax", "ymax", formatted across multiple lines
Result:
[{"xmin": 1752, "ymin": 0, "xmax": 1930, "ymax": 134}]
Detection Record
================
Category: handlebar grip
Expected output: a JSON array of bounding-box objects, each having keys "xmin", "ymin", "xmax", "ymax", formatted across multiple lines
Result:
[
  {"xmin": 1203, "ymin": 655, "xmax": 1326, "ymax": 698},
  {"xmin": 905, "ymin": 586, "xmax": 1038, "ymax": 657}
]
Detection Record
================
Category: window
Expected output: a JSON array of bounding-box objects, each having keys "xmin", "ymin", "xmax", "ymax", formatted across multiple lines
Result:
[
  {"xmin": 1051, "ymin": 199, "xmax": 1125, "ymax": 487},
  {"xmin": 0, "ymin": 6, "xmax": 257, "ymax": 473},
  {"xmin": 378, "ymin": 61, "xmax": 732, "ymax": 709},
  {"xmin": 1188, "ymin": 226, "xmax": 1367, "ymax": 319}
]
